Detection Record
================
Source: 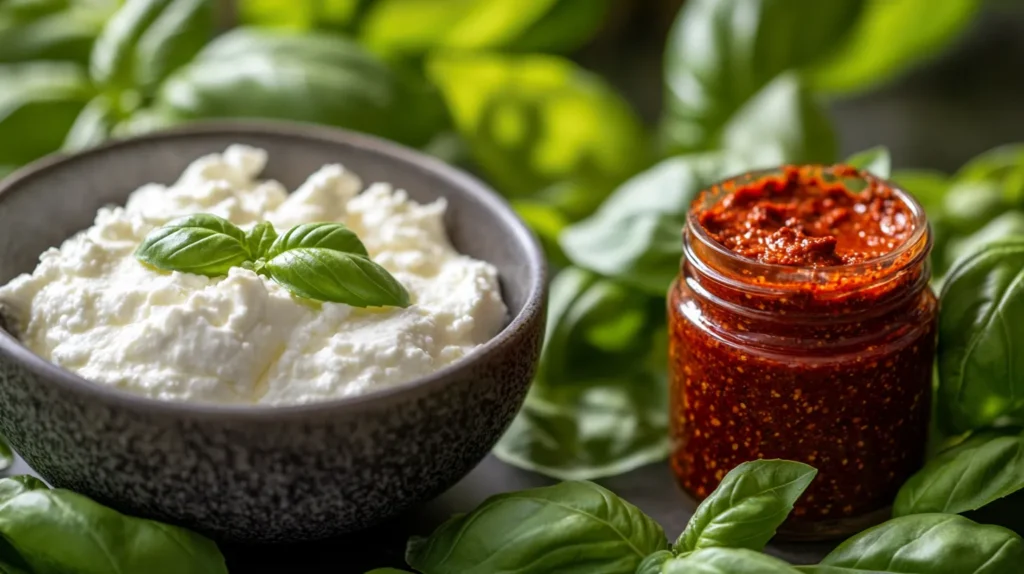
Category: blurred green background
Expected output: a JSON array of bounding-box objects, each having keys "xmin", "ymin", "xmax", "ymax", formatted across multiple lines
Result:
[{"xmin": 4, "ymin": 0, "xmax": 1024, "ymax": 482}]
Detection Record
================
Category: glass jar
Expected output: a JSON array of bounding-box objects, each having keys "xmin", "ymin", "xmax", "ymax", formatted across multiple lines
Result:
[{"xmin": 668, "ymin": 166, "xmax": 937, "ymax": 540}]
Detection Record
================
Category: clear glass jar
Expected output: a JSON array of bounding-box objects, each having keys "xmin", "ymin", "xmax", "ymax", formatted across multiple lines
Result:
[{"xmin": 668, "ymin": 166, "xmax": 937, "ymax": 540}]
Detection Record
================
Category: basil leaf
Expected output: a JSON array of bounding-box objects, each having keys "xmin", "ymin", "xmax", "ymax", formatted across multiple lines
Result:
[
  {"xmin": 245, "ymin": 221, "xmax": 278, "ymax": 261},
  {"xmin": 267, "ymin": 222, "xmax": 367, "ymax": 259},
  {"xmin": 238, "ymin": 0, "xmax": 361, "ymax": 31},
  {"xmin": 0, "ymin": 477, "xmax": 228, "ymax": 574},
  {"xmin": 62, "ymin": 95, "xmax": 117, "ymax": 152},
  {"xmin": 661, "ymin": 0, "xmax": 860, "ymax": 155},
  {"xmin": 135, "ymin": 214, "xmax": 250, "ymax": 277},
  {"xmin": 426, "ymin": 51, "xmax": 648, "ymax": 218},
  {"xmin": 635, "ymin": 550, "xmax": 672, "ymax": 574},
  {"xmin": 0, "ymin": 476, "xmax": 47, "ymax": 506},
  {"xmin": 133, "ymin": 0, "xmax": 213, "ymax": 91},
  {"xmin": 113, "ymin": 105, "xmax": 185, "ymax": 138},
  {"xmin": 674, "ymin": 460, "xmax": 817, "ymax": 553},
  {"xmin": 954, "ymin": 144, "xmax": 1024, "ymax": 205},
  {"xmin": 157, "ymin": 28, "xmax": 446, "ymax": 147},
  {"xmin": 798, "ymin": 514, "xmax": 1024, "ymax": 574},
  {"xmin": 0, "ymin": 437, "xmax": 11, "ymax": 472},
  {"xmin": 0, "ymin": 0, "xmax": 116, "ymax": 64},
  {"xmin": 265, "ymin": 249, "xmax": 409, "ymax": 308},
  {"xmin": 945, "ymin": 211, "xmax": 1024, "ymax": 271},
  {"xmin": 937, "ymin": 238, "xmax": 1024, "ymax": 432},
  {"xmin": 560, "ymin": 153, "xmax": 739, "ymax": 296},
  {"xmin": 361, "ymin": 0, "xmax": 609, "ymax": 55},
  {"xmin": 806, "ymin": 0, "xmax": 981, "ymax": 94},
  {"xmin": 663, "ymin": 548, "xmax": 801, "ymax": 574},
  {"xmin": 0, "ymin": 62, "xmax": 93, "ymax": 167},
  {"xmin": 845, "ymin": 146, "xmax": 892, "ymax": 178},
  {"xmin": 894, "ymin": 428, "xmax": 1024, "ymax": 517},
  {"xmin": 718, "ymin": 72, "xmax": 836, "ymax": 167},
  {"xmin": 90, "ymin": 0, "xmax": 172, "ymax": 89},
  {"xmin": 494, "ymin": 267, "xmax": 670, "ymax": 481},
  {"xmin": 405, "ymin": 481, "xmax": 668, "ymax": 574}
]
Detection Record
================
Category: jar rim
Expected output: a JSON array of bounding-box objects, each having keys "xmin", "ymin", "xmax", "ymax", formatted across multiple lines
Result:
[{"xmin": 684, "ymin": 165, "xmax": 932, "ymax": 291}]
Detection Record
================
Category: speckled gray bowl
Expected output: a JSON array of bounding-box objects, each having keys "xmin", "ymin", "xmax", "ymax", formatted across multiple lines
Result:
[{"xmin": 0, "ymin": 122, "xmax": 546, "ymax": 542}]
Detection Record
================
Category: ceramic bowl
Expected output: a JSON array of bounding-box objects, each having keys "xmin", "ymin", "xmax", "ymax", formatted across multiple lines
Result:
[{"xmin": 0, "ymin": 122, "xmax": 546, "ymax": 542}]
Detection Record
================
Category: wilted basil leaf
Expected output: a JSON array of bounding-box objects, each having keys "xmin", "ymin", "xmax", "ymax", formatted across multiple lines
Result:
[
  {"xmin": 661, "ymin": 0, "xmax": 860, "ymax": 155},
  {"xmin": 267, "ymin": 222, "xmax": 367, "ymax": 259},
  {"xmin": 845, "ymin": 145, "xmax": 892, "ymax": 177},
  {"xmin": 157, "ymin": 28, "xmax": 446, "ymax": 147},
  {"xmin": 62, "ymin": 95, "xmax": 117, "ymax": 152},
  {"xmin": 362, "ymin": 0, "xmax": 610, "ymax": 55},
  {"xmin": 245, "ymin": 221, "xmax": 278, "ymax": 261},
  {"xmin": 427, "ymin": 51, "xmax": 649, "ymax": 217},
  {"xmin": 0, "ymin": 62, "xmax": 93, "ymax": 166},
  {"xmin": 265, "ymin": 249, "xmax": 410, "ymax": 308},
  {"xmin": 807, "ymin": 0, "xmax": 981, "ymax": 94},
  {"xmin": 135, "ymin": 214, "xmax": 250, "ymax": 276}
]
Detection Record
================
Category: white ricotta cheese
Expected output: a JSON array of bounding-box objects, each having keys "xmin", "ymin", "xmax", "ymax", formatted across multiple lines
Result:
[{"xmin": 0, "ymin": 146, "xmax": 507, "ymax": 405}]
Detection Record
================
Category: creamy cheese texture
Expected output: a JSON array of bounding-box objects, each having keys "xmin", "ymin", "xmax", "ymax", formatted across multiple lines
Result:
[{"xmin": 0, "ymin": 146, "xmax": 507, "ymax": 405}]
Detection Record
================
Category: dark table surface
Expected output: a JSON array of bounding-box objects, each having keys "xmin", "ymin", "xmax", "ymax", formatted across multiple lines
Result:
[{"xmin": 7, "ymin": 453, "xmax": 838, "ymax": 572}]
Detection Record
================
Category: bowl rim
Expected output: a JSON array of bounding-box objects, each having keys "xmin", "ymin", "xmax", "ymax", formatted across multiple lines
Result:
[{"xmin": 0, "ymin": 120, "xmax": 547, "ymax": 419}]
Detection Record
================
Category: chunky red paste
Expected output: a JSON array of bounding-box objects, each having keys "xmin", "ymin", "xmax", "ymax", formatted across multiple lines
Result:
[
  {"xmin": 669, "ymin": 165, "xmax": 937, "ymax": 538},
  {"xmin": 698, "ymin": 165, "xmax": 914, "ymax": 266}
]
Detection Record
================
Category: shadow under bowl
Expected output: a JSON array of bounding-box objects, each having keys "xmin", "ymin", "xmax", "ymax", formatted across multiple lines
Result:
[{"xmin": 0, "ymin": 121, "xmax": 547, "ymax": 542}]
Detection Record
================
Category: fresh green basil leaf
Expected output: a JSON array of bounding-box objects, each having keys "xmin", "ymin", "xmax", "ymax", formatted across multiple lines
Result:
[
  {"xmin": 90, "ymin": 0, "xmax": 172, "ymax": 89},
  {"xmin": 266, "ymin": 249, "xmax": 409, "ymax": 308},
  {"xmin": 807, "ymin": 0, "xmax": 981, "ymax": 94},
  {"xmin": 664, "ymin": 548, "xmax": 801, "ymax": 574},
  {"xmin": 894, "ymin": 428, "xmax": 1024, "ymax": 517},
  {"xmin": 937, "ymin": 238, "xmax": 1024, "ymax": 433},
  {"xmin": 512, "ymin": 199, "xmax": 570, "ymax": 266},
  {"xmin": 0, "ymin": 0, "xmax": 116, "ymax": 64},
  {"xmin": 0, "ymin": 477, "xmax": 228, "ymax": 574},
  {"xmin": 675, "ymin": 460, "xmax": 817, "ymax": 553},
  {"xmin": 845, "ymin": 146, "xmax": 892, "ymax": 178},
  {"xmin": 495, "ymin": 372, "xmax": 670, "ymax": 481},
  {"xmin": 245, "ymin": 221, "xmax": 278, "ymax": 261},
  {"xmin": 62, "ymin": 95, "xmax": 117, "ymax": 152},
  {"xmin": 494, "ymin": 267, "xmax": 669, "ymax": 480},
  {"xmin": 238, "ymin": 0, "xmax": 362, "ymax": 31},
  {"xmin": 362, "ymin": 0, "xmax": 609, "ymax": 55},
  {"xmin": 427, "ymin": 51, "xmax": 649, "ymax": 216},
  {"xmin": 158, "ymin": 28, "xmax": 446, "ymax": 147},
  {"xmin": 135, "ymin": 214, "xmax": 250, "ymax": 276},
  {"xmin": 112, "ymin": 105, "xmax": 185, "ymax": 138},
  {"xmin": 635, "ymin": 550, "xmax": 672, "ymax": 574},
  {"xmin": 954, "ymin": 144, "xmax": 1024, "ymax": 205},
  {"xmin": 0, "ymin": 62, "xmax": 93, "ymax": 167},
  {"xmin": 718, "ymin": 72, "xmax": 836, "ymax": 167},
  {"xmin": 661, "ymin": 0, "xmax": 860, "ymax": 154},
  {"xmin": 0, "ymin": 477, "xmax": 47, "ymax": 506},
  {"xmin": 560, "ymin": 153, "xmax": 739, "ymax": 295},
  {"xmin": 0, "ymin": 438, "xmax": 11, "ymax": 472},
  {"xmin": 267, "ymin": 222, "xmax": 367, "ymax": 259},
  {"xmin": 405, "ymin": 481, "xmax": 668, "ymax": 574},
  {"xmin": 945, "ymin": 211, "xmax": 1024, "ymax": 271},
  {"xmin": 133, "ymin": 0, "xmax": 213, "ymax": 92},
  {"xmin": 798, "ymin": 514, "xmax": 1024, "ymax": 574}
]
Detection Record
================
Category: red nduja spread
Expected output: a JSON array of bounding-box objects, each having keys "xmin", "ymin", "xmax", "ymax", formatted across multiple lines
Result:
[{"xmin": 668, "ymin": 165, "xmax": 937, "ymax": 538}]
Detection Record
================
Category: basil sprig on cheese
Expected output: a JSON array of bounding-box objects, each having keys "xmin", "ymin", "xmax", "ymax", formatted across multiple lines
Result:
[{"xmin": 135, "ymin": 214, "xmax": 410, "ymax": 308}]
